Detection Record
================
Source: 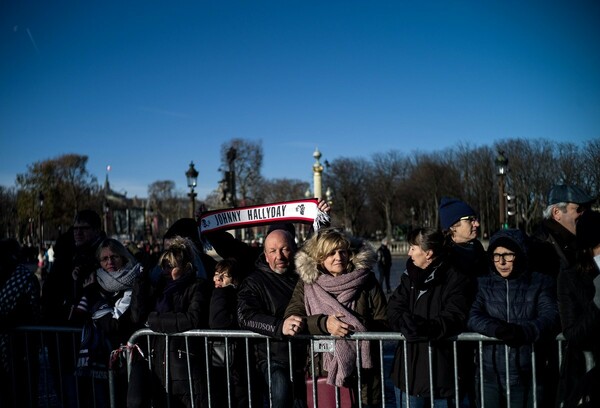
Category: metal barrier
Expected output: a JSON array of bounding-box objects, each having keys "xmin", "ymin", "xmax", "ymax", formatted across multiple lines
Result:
[{"xmin": 3, "ymin": 327, "xmax": 578, "ymax": 408}]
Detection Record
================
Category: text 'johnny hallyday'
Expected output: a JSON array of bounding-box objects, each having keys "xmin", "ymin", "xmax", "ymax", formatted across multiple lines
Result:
[{"xmin": 213, "ymin": 205, "xmax": 288, "ymax": 226}]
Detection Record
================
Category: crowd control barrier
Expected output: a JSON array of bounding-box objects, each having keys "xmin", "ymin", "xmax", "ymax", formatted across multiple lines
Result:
[{"xmin": 2, "ymin": 326, "xmax": 584, "ymax": 408}]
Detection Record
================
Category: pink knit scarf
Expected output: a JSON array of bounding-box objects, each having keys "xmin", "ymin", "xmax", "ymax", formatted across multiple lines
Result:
[{"xmin": 303, "ymin": 268, "xmax": 373, "ymax": 387}]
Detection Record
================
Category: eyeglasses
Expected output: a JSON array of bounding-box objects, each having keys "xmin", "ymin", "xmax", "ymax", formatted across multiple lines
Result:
[
  {"xmin": 100, "ymin": 255, "xmax": 121, "ymax": 264},
  {"xmin": 459, "ymin": 216, "xmax": 478, "ymax": 223},
  {"xmin": 492, "ymin": 252, "xmax": 516, "ymax": 262}
]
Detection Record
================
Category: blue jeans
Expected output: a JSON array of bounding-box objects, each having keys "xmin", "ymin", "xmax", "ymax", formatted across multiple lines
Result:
[
  {"xmin": 258, "ymin": 360, "xmax": 293, "ymax": 408},
  {"xmin": 395, "ymin": 387, "xmax": 452, "ymax": 408},
  {"xmin": 476, "ymin": 380, "xmax": 533, "ymax": 408}
]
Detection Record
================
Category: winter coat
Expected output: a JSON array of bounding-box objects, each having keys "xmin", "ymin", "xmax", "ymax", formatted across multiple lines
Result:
[
  {"xmin": 236, "ymin": 254, "xmax": 300, "ymax": 365},
  {"xmin": 468, "ymin": 268, "xmax": 559, "ymax": 386},
  {"xmin": 557, "ymin": 264, "xmax": 600, "ymax": 406},
  {"xmin": 387, "ymin": 256, "xmax": 470, "ymax": 398},
  {"xmin": 285, "ymin": 239, "xmax": 388, "ymax": 405},
  {"xmin": 530, "ymin": 219, "xmax": 577, "ymax": 279},
  {"xmin": 129, "ymin": 271, "xmax": 211, "ymax": 407}
]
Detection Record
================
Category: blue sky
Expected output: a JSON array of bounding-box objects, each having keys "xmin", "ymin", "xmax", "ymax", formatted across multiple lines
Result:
[{"xmin": 1, "ymin": 1, "xmax": 599, "ymax": 199}]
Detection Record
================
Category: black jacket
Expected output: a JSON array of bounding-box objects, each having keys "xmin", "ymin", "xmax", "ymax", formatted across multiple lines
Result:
[
  {"xmin": 236, "ymin": 254, "xmax": 299, "ymax": 365},
  {"xmin": 531, "ymin": 219, "xmax": 577, "ymax": 279},
  {"xmin": 387, "ymin": 257, "xmax": 470, "ymax": 398},
  {"xmin": 130, "ymin": 271, "xmax": 211, "ymax": 406},
  {"xmin": 557, "ymin": 264, "xmax": 600, "ymax": 407}
]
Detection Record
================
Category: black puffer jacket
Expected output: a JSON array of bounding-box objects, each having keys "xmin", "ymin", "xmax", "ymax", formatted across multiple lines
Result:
[
  {"xmin": 387, "ymin": 256, "xmax": 470, "ymax": 398},
  {"xmin": 237, "ymin": 254, "xmax": 299, "ymax": 365},
  {"xmin": 468, "ymin": 229, "xmax": 559, "ymax": 386}
]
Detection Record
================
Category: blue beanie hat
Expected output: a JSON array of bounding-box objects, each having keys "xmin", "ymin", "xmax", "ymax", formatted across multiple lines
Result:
[{"xmin": 439, "ymin": 197, "xmax": 476, "ymax": 230}]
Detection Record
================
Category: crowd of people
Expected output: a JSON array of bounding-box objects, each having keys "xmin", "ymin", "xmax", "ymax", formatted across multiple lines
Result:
[{"xmin": 0, "ymin": 184, "xmax": 599, "ymax": 408}]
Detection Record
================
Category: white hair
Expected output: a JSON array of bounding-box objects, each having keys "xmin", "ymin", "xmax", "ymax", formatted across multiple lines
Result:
[{"xmin": 543, "ymin": 202, "xmax": 567, "ymax": 220}]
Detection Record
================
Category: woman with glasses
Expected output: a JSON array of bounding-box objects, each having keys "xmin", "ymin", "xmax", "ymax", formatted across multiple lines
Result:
[
  {"xmin": 438, "ymin": 197, "xmax": 488, "ymax": 407},
  {"xmin": 127, "ymin": 236, "xmax": 211, "ymax": 408},
  {"xmin": 468, "ymin": 229, "xmax": 559, "ymax": 408},
  {"xmin": 388, "ymin": 227, "xmax": 471, "ymax": 408},
  {"xmin": 71, "ymin": 238, "xmax": 143, "ymax": 407},
  {"xmin": 284, "ymin": 227, "xmax": 388, "ymax": 407}
]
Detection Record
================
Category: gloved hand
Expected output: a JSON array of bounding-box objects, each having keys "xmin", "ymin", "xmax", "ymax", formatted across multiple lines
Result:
[
  {"xmin": 402, "ymin": 313, "xmax": 440, "ymax": 341},
  {"xmin": 494, "ymin": 322, "xmax": 527, "ymax": 347},
  {"xmin": 593, "ymin": 274, "xmax": 600, "ymax": 310},
  {"xmin": 401, "ymin": 312, "xmax": 419, "ymax": 340}
]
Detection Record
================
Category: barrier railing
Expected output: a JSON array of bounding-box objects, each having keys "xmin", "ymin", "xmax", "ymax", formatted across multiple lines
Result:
[{"xmin": 3, "ymin": 327, "xmax": 576, "ymax": 408}]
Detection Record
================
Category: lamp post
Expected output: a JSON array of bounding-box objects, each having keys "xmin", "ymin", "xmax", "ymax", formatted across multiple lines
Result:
[
  {"xmin": 186, "ymin": 161, "xmax": 199, "ymax": 219},
  {"xmin": 103, "ymin": 201, "xmax": 110, "ymax": 234},
  {"xmin": 495, "ymin": 151, "xmax": 508, "ymax": 229},
  {"xmin": 38, "ymin": 192, "xmax": 44, "ymax": 249}
]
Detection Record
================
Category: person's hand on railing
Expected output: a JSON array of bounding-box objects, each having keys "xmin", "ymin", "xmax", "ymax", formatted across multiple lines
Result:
[
  {"xmin": 282, "ymin": 315, "xmax": 305, "ymax": 336},
  {"xmin": 494, "ymin": 322, "xmax": 527, "ymax": 347},
  {"xmin": 401, "ymin": 313, "xmax": 440, "ymax": 341},
  {"xmin": 326, "ymin": 313, "xmax": 354, "ymax": 337}
]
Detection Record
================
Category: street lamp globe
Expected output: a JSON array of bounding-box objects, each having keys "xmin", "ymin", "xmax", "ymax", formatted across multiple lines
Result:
[
  {"xmin": 495, "ymin": 151, "xmax": 508, "ymax": 176},
  {"xmin": 186, "ymin": 161, "xmax": 199, "ymax": 189}
]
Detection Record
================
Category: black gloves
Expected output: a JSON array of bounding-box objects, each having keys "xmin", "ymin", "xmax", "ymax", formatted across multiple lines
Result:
[
  {"xmin": 494, "ymin": 322, "xmax": 527, "ymax": 347},
  {"xmin": 402, "ymin": 313, "xmax": 441, "ymax": 341}
]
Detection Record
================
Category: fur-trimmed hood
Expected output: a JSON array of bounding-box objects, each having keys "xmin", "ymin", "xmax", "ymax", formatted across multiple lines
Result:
[{"xmin": 295, "ymin": 234, "xmax": 377, "ymax": 284}]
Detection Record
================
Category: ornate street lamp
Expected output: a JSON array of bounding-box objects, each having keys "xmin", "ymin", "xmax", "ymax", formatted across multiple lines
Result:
[
  {"xmin": 186, "ymin": 161, "xmax": 199, "ymax": 219},
  {"xmin": 495, "ymin": 151, "xmax": 508, "ymax": 229}
]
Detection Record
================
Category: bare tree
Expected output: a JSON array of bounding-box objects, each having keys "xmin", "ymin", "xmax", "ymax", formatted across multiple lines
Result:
[
  {"xmin": 254, "ymin": 178, "xmax": 310, "ymax": 204},
  {"xmin": 555, "ymin": 142, "xmax": 587, "ymax": 186},
  {"xmin": 406, "ymin": 151, "xmax": 462, "ymax": 228},
  {"xmin": 148, "ymin": 180, "xmax": 182, "ymax": 237},
  {"xmin": 452, "ymin": 144, "xmax": 496, "ymax": 238},
  {"xmin": 582, "ymin": 138, "xmax": 600, "ymax": 199},
  {"xmin": 0, "ymin": 186, "xmax": 17, "ymax": 239},
  {"xmin": 368, "ymin": 151, "xmax": 409, "ymax": 240},
  {"xmin": 324, "ymin": 157, "xmax": 371, "ymax": 235},
  {"xmin": 220, "ymin": 139, "xmax": 264, "ymax": 206}
]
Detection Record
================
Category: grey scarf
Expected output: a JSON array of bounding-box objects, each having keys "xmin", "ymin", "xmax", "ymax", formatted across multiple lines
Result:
[{"xmin": 96, "ymin": 263, "xmax": 142, "ymax": 293}]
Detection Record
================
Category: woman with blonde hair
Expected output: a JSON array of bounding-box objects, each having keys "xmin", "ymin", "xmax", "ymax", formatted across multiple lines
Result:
[
  {"xmin": 128, "ymin": 236, "xmax": 211, "ymax": 408},
  {"xmin": 284, "ymin": 227, "xmax": 388, "ymax": 407}
]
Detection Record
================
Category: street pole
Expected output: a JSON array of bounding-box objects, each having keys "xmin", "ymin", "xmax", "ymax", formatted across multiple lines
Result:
[{"xmin": 495, "ymin": 151, "xmax": 508, "ymax": 229}]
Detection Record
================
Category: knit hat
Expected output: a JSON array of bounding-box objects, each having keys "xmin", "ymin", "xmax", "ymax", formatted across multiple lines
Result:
[
  {"xmin": 488, "ymin": 229, "xmax": 527, "ymax": 257},
  {"xmin": 439, "ymin": 197, "xmax": 477, "ymax": 230},
  {"xmin": 576, "ymin": 210, "xmax": 600, "ymax": 250}
]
